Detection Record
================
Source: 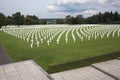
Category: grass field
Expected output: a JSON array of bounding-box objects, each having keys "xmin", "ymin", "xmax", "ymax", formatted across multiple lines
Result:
[{"xmin": 0, "ymin": 25, "xmax": 120, "ymax": 71}]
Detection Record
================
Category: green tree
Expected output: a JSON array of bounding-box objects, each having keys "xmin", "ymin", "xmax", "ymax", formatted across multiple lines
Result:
[
  {"xmin": 25, "ymin": 15, "xmax": 40, "ymax": 25},
  {"xmin": 5, "ymin": 16, "xmax": 14, "ymax": 25},
  {"xmin": 0, "ymin": 13, "xmax": 5, "ymax": 28},
  {"xmin": 114, "ymin": 11, "xmax": 119, "ymax": 21},
  {"xmin": 71, "ymin": 16, "xmax": 77, "ymax": 24},
  {"xmin": 76, "ymin": 15, "xmax": 84, "ymax": 24},
  {"xmin": 56, "ymin": 19, "xmax": 65, "ymax": 24},
  {"xmin": 12, "ymin": 12, "xmax": 24, "ymax": 26},
  {"xmin": 24, "ymin": 17, "xmax": 34, "ymax": 25},
  {"xmin": 65, "ymin": 15, "xmax": 71, "ymax": 24},
  {"xmin": 41, "ymin": 20, "xmax": 47, "ymax": 24},
  {"xmin": 110, "ymin": 11, "xmax": 114, "ymax": 21}
]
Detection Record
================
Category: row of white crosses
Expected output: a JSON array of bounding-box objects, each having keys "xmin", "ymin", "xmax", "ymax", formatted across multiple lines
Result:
[
  {"xmin": 80, "ymin": 26, "xmax": 87, "ymax": 40},
  {"xmin": 56, "ymin": 29, "xmax": 67, "ymax": 44},
  {"xmin": 72, "ymin": 28, "xmax": 76, "ymax": 42},
  {"xmin": 66, "ymin": 28, "xmax": 72, "ymax": 43},
  {"xmin": 81, "ymin": 26, "xmax": 93, "ymax": 40},
  {"xmin": 118, "ymin": 29, "xmax": 120, "ymax": 37},
  {"xmin": 76, "ymin": 27, "xmax": 83, "ymax": 41},
  {"xmin": 2, "ymin": 25, "xmax": 120, "ymax": 48},
  {"xmin": 31, "ymin": 28, "xmax": 56, "ymax": 47},
  {"xmin": 87, "ymin": 26, "xmax": 97, "ymax": 40},
  {"xmin": 47, "ymin": 29, "xmax": 63, "ymax": 45}
]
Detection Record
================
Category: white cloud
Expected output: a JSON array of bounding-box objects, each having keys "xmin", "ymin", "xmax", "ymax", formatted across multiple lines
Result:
[
  {"xmin": 47, "ymin": 5, "xmax": 59, "ymax": 12},
  {"xmin": 83, "ymin": 10, "xmax": 98, "ymax": 14},
  {"xmin": 97, "ymin": 0, "xmax": 108, "ymax": 4},
  {"xmin": 57, "ymin": 0, "xmax": 90, "ymax": 4},
  {"xmin": 47, "ymin": 0, "xmax": 120, "ymax": 17},
  {"xmin": 109, "ymin": 0, "xmax": 120, "ymax": 7},
  {"xmin": 53, "ymin": 0, "xmax": 109, "ymax": 5}
]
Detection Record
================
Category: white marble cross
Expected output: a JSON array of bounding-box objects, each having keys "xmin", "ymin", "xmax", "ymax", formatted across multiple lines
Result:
[
  {"xmin": 36, "ymin": 41, "xmax": 40, "ymax": 47},
  {"xmin": 47, "ymin": 40, "xmax": 50, "ymax": 46}
]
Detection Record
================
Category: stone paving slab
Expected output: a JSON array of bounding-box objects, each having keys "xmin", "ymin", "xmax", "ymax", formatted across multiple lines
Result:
[
  {"xmin": 0, "ymin": 60, "xmax": 50, "ymax": 80},
  {"xmin": 51, "ymin": 66, "xmax": 115, "ymax": 80},
  {"xmin": 92, "ymin": 59, "xmax": 120, "ymax": 80}
]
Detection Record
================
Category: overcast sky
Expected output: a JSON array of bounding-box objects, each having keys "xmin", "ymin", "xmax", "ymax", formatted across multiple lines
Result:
[{"xmin": 0, "ymin": 0, "xmax": 120, "ymax": 18}]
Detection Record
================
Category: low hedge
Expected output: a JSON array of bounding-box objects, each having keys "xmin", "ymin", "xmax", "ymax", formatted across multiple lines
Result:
[{"xmin": 47, "ymin": 52, "xmax": 120, "ymax": 73}]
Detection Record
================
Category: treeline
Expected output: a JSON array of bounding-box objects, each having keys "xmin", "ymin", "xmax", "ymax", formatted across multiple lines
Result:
[
  {"xmin": 86, "ymin": 11, "xmax": 120, "ymax": 24},
  {"xmin": 0, "ymin": 12, "xmax": 47, "ymax": 28},
  {"xmin": 0, "ymin": 11, "xmax": 120, "ymax": 28},
  {"xmin": 57, "ymin": 11, "xmax": 120, "ymax": 24}
]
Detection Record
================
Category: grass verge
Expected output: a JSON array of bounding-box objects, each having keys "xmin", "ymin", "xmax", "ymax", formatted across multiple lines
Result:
[{"xmin": 47, "ymin": 52, "xmax": 120, "ymax": 73}]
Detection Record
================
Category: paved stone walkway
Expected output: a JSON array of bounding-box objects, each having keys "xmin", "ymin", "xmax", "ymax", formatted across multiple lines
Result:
[
  {"xmin": 92, "ymin": 59, "xmax": 120, "ymax": 80},
  {"xmin": 51, "ymin": 59, "xmax": 120, "ymax": 80},
  {"xmin": 0, "ymin": 45, "xmax": 11, "ymax": 65},
  {"xmin": 51, "ymin": 66, "xmax": 115, "ymax": 80},
  {"xmin": 0, "ymin": 60, "xmax": 52, "ymax": 80}
]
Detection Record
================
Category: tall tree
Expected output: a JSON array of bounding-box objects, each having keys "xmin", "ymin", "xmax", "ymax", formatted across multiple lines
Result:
[
  {"xmin": 0, "ymin": 13, "xmax": 5, "ymax": 28},
  {"xmin": 66, "ymin": 15, "xmax": 71, "ymax": 24},
  {"xmin": 12, "ymin": 12, "xmax": 24, "ymax": 26},
  {"xmin": 76, "ymin": 15, "xmax": 84, "ymax": 24},
  {"xmin": 25, "ymin": 15, "xmax": 39, "ymax": 25},
  {"xmin": 5, "ymin": 16, "xmax": 14, "ymax": 25},
  {"xmin": 114, "ymin": 11, "xmax": 119, "ymax": 21},
  {"xmin": 56, "ymin": 19, "xmax": 65, "ymax": 24},
  {"xmin": 110, "ymin": 11, "xmax": 114, "ymax": 21},
  {"xmin": 71, "ymin": 16, "xmax": 77, "ymax": 24}
]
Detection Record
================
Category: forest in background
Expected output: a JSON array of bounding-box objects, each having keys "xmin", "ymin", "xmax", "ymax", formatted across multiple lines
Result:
[{"xmin": 0, "ymin": 11, "xmax": 120, "ymax": 28}]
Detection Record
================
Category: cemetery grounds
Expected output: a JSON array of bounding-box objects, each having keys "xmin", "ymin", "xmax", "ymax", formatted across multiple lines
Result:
[{"xmin": 0, "ymin": 24, "xmax": 120, "ymax": 72}]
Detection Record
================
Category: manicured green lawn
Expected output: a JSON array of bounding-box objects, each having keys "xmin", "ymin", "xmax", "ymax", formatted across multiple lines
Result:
[{"xmin": 0, "ymin": 30, "xmax": 120, "ymax": 71}]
